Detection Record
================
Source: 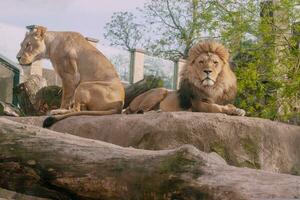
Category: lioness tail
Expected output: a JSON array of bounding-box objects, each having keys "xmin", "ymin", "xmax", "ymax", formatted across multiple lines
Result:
[{"xmin": 43, "ymin": 109, "xmax": 120, "ymax": 128}]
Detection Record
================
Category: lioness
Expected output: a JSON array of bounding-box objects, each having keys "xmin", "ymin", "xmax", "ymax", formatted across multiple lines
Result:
[
  {"xmin": 126, "ymin": 40, "xmax": 245, "ymax": 116},
  {"xmin": 17, "ymin": 26, "xmax": 125, "ymax": 127}
]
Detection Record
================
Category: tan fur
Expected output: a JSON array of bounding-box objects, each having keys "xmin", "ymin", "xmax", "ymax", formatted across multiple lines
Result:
[
  {"xmin": 17, "ymin": 26, "xmax": 125, "ymax": 125},
  {"xmin": 126, "ymin": 40, "xmax": 245, "ymax": 116}
]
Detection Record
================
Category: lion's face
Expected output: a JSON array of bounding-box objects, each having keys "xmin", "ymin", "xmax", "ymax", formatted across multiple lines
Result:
[
  {"xmin": 179, "ymin": 40, "xmax": 237, "ymax": 107},
  {"xmin": 17, "ymin": 27, "xmax": 47, "ymax": 66},
  {"xmin": 193, "ymin": 52, "xmax": 223, "ymax": 87}
]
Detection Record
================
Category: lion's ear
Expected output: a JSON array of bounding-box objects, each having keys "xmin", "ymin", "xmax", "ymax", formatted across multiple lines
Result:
[{"xmin": 33, "ymin": 26, "xmax": 47, "ymax": 40}]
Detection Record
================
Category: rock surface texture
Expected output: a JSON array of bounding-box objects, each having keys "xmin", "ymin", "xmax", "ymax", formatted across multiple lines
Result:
[
  {"xmin": 0, "ymin": 118, "xmax": 300, "ymax": 200},
  {"xmin": 7, "ymin": 112, "xmax": 300, "ymax": 174}
]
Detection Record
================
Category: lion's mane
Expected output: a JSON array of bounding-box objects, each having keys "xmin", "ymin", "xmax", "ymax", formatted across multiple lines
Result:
[{"xmin": 178, "ymin": 40, "xmax": 237, "ymax": 109}]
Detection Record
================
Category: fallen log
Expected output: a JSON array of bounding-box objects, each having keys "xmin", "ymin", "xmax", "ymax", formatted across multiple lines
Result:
[{"xmin": 0, "ymin": 118, "xmax": 300, "ymax": 200}]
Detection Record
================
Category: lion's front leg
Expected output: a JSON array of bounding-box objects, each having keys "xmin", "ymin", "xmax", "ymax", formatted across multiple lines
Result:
[
  {"xmin": 60, "ymin": 73, "xmax": 78, "ymax": 109},
  {"xmin": 192, "ymin": 101, "xmax": 246, "ymax": 116},
  {"xmin": 60, "ymin": 83, "xmax": 75, "ymax": 109},
  {"xmin": 48, "ymin": 76, "xmax": 77, "ymax": 117},
  {"xmin": 48, "ymin": 82, "xmax": 74, "ymax": 116}
]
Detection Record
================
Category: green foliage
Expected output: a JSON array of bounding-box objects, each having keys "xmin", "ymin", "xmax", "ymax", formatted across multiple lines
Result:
[
  {"xmin": 216, "ymin": 0, "xmax": 300, "ymax": 122},
  {"xmin": 232, "ymin": 41, "xmax": 281, "ymax": 119}
]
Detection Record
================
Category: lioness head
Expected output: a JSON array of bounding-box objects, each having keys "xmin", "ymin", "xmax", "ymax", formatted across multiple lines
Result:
[
  {"xmin": 17, "ymin": 26, "xmax": 47, "ymax": 66},
  {"xmin": 188, "ymin": 41, "xmax": 230, "ymax": 87}
]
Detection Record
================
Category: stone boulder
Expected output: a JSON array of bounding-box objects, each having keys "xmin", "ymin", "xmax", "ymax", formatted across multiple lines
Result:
[{"xmin": 7, "ymin": 112, "xmax": 300, "ymax": 175}]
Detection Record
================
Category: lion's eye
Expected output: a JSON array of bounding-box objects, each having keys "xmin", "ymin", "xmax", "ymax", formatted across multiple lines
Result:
[
  {"xmin": 213, "ymin": 61, "xmax": 218, "ymax": 64},
  {"xmin": 199, "ymin": 60, "xmax": 204, "ymax": 64}
]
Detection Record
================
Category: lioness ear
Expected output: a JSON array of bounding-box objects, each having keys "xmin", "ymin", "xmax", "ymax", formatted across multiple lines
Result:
[{"xmin": 33, "ymin": 26, "xmax": 47, "ymax": 40}]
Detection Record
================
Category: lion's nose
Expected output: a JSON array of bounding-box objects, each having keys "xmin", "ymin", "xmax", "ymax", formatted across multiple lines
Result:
[
  {"xmin": 16, "ymin": 55, "xmax": 21, "ymax": 62},
  {"xmin": 204, "ymin": 69, "xmax": 212, "ymax": 74}
]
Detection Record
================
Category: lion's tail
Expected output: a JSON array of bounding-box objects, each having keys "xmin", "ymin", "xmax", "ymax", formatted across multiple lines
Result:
[{"xmin": 43, "ymin": 109, "xmax": 119, "ymax": 128}]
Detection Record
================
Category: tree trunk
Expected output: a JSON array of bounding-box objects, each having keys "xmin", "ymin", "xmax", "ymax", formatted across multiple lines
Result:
[
  {"xmin": 124, "ymin": 75, "xmax": 164, "ymax": 108},
  {"xmin": 0, "ymin": 118, "xmax": 300, "ymax": 200},
  {"xmin": 34, "ymin": 85, "xmax": 62, "ymax": 115},
  {"xmin": 14, "ymin": 75, "xmax": 47, "ymax": 116}
]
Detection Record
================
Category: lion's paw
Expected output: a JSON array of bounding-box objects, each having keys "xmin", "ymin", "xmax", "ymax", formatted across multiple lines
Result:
[{"xmin": 233, "ymin": 108, "xmax": 246, "ymax": 116}]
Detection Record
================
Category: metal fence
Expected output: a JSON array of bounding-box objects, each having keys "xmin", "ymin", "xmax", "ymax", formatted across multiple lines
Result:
[
  {"xmin": 0, "ymin": 66, "xmax": 14, "ymax": 103},
  {"xmin": 99, "ymin": 45, "xmax": 185, "ymax": 89},
  {"xmin": 0, "ymin": 56, "xmax": 20, "ymax": 105},
  {"xmin": 99, "ymin": 45, "xmax": 131, "ymax": 83},
  {"xmin": 144, "ymin": 55, "xmax": 175, "ymax": 89}
]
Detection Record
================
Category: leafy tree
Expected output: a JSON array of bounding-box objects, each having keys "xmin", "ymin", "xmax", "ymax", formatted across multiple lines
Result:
[
  {"xmin": 142, "ymin": 0, "xmax": 215, "ymax": 60},
  {"xmin": 212, "ymin": 0, "xmax": 300, "ymax": 122},
  {"xmin": 104, "ymin": 11, "xmax": 145, "ymax": 51},
  {"xmin": 104, "ymin": 0, "xmax": 216, "ymax": 60}
]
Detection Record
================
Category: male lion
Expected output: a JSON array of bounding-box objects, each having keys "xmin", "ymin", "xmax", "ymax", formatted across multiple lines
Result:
[
  {"xmin": 125, "ymin": 40, "xmax": 245, "ymax": 116},
  {"xmin": 17, "ymin": 26, "xmax": 125, "ymax": 127}
]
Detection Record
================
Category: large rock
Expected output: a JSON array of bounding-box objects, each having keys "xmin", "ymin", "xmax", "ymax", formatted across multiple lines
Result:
[
  {"xmin": 0, "ymin": 118, "xmax": 300, "ymax": 200},
  {"xmin": 6, "ymin": 112, "xmax": 300, "ymax": 175}
]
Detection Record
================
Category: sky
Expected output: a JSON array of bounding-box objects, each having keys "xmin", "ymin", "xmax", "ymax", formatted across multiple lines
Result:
[{"xmin": 0, "ymin": 0, "xmax": 145, "ymax": 63}]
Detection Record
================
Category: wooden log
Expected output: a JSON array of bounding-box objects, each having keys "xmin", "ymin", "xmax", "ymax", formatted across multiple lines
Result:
[
  {"xmin": 14, "ymin": 75, "xmax": 47, "ymax": 116},
  {"xmin": 124, "ymin": 75, "xmax": 164, "ymax": 108},
  {"xmin": 0, "ymin": 118, "xmax": 203, "ymax": 200},
  {"xmin": 0, "ymin": 187, "xmax": 50, "ymax": 200},
  {"xmin": 0, "ymin": 118, "xmax": 300, "ymax": 200},
  {"xmin": 34, "ymin": 86, "xmax": 62, "ymax": 115}
]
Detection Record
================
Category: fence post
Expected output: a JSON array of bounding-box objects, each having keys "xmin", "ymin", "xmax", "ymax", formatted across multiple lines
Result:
[
  {"xmin": 173, "ymin": 58, "xmax": 186, "ymax": 89},
  {"xmin": 129, "ymin": 49, "xmax": 145, "ymax": 84}
]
